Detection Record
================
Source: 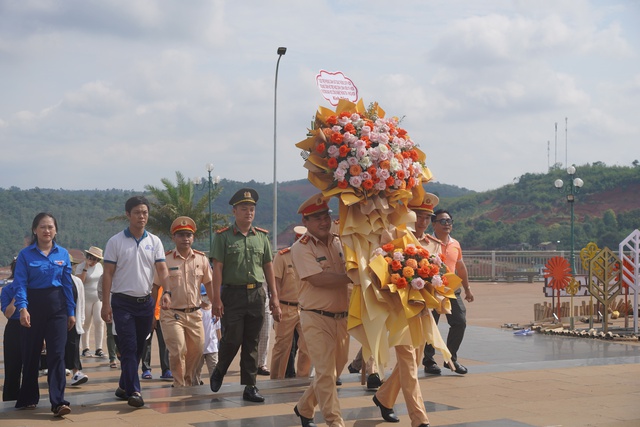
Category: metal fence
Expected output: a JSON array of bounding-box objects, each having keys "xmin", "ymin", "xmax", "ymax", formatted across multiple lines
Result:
[{"xmin": 464, "ymin": 250, "xmax": 587, "ymax": 282}]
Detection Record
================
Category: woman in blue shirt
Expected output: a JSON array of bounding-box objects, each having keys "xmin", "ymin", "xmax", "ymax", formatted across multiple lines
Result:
[
  {"xmin": 1, "ymin": 258, "xmax": 22, "ymax": 401},
  {"xmin": 12, "ymin": 212, "xmax": 76, "ymax": 417}
]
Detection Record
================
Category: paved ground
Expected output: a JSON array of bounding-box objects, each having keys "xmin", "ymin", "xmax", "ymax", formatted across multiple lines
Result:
[{"xmin": 1, "ymin": 281, "xmax": 639, "ymax": 426}]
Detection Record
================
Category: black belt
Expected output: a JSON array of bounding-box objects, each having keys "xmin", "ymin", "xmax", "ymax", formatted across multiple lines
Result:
[
  {"xmin": 302, "ymin": 308, "xmax": 348, "ymax": 319},
  {"xmin": 280, "ymin": 300, "xmax": 298, "ymax": 307},
  {"xmin": 113, "ymin": 293, "xmax": 151, "ymax": 304},
  {"xmin": 172, "ymin": 307, "xmax": 201, "ymax": 313},
  {"xmin": 223, "ymin": 283, "xmax": 262, "ymax": 289}
]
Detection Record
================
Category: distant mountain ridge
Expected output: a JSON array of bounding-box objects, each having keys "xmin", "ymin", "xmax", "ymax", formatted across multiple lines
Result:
[{"xmin": 0, "ymin": 163, "xmax": 638, "ymax": 268}]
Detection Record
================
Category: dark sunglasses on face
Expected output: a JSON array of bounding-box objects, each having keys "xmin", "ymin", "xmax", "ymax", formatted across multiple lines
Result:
[
  {"xmin": 435, "ymin": 218, "xmax": 453, "ymax": 225},
  {"xmin": 86, "ymin": 254, "xmax": 97, "ymax": 261}
]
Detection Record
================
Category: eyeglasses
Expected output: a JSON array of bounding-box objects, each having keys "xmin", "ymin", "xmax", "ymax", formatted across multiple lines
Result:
[
  {"xmin": 435, "ymin": 218, "xmax": 453, "ymax": 225},
  {"xmin": 86, "ymin": 254, "xmax": 98, "ymax": 261}
]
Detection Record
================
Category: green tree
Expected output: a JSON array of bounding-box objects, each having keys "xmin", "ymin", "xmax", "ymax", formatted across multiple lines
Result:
[{"xmin": 144, "ymin": 172, "xmax": 228, "ymax": 240}]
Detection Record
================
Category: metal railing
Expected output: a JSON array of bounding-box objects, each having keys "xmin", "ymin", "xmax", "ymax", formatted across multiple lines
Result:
[{"xmin": 464, "ymin": 250, "xmax": 587, "ymax": 281}]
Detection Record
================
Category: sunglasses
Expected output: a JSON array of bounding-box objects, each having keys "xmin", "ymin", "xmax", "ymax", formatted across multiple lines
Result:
[
  {"xmin": 86, "ymin": 254, "xmax": 98, "ymax": 261},
  {"xmin": 435, "ymin": 218, "xmax": 453, "ymax": 225}
]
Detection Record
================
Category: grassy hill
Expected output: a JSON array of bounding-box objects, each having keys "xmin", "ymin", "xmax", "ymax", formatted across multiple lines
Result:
[{"xmin": 1, "ymin": 163, "xmax": 638, "ymax": 269}]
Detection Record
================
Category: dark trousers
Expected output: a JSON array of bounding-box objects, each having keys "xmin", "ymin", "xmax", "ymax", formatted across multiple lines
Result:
[
  {"xmin": 65, "ymin": 328, "xmax": 82, "ymax": 371},
  {"xmin": 215, "ymin": 285, "xmax": 265, "ymax": 386},
  {"xmin": 423, "ymin": 290, "xmax": 467, "ymax": 365},
  {"xmin": 106, "ymin": 321, "xmax": 119, "ymax": 363},
  {"xmin": 3, "ymin": 319, "xmax": 22, "ymax": 401},
  {"xmin": 141, "ymin": 320, "xmax": 170, "ymax": 374},
  {"xmin": 111, "ymin": 294, "xmax": 154, "ymax": 396},
  {"xmin": 285, "ymin": 329, "xmax": 299, "ymax": 378},
  {"xmin": 16, "ymin": 287, "xmax": 69, "ymax": 411}
]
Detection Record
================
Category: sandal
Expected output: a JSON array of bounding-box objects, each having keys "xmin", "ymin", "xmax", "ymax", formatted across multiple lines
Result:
[
  {"xmin": 110, "ymin": 361, "xmax": 118, "ymax": 369},
  {"xmin": 141, "ymin": 370, "xmax": 152, "ymax": 379}
]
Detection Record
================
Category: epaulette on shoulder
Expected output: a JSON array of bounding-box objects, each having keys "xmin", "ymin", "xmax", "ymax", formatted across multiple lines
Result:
[
  {"xmin": 165, "ymin": 250, "xmax": 173, "ymax": 255},
  {"xmin": 255, "ymin": 226, "xmax": 269, "ymax": 234},
  {"xmin": 278, "ymin": 247, "xmax": 292, "ymax": 255},
  {"xmin": 426, "ymin": 234, "xmax": 443, "ymax": 244},
  {"xmin": 216, "ymin": 227, "xmax": 230, "ymax": 234},
  {"xmin": 193, "ymin": 249, "xmax": 206, "ymax": 256},
  {"xmin": 299, "ymin": 235, "xmax": 310, "ymax": 245}
]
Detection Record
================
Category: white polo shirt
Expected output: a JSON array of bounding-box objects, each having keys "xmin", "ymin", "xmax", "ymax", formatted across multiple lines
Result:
[{"xmin": 104, "ymin": 228, "xmax": 165, "ymax": 297}]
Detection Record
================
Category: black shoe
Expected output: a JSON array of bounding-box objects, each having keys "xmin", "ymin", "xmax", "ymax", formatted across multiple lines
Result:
[
  {"xmin": 347, "ymin": 363, "xmax": 359, "ymax": 374},
  {"xmin": 418, "ymin": 424, "xmax": 430, "ymax": 427},
  {"xmin": 373, "ymin": 395, "xmax": 399, "ymax": 423},
  {"xmin": 242, "ymin": 385, "xmax": 265, "ymax": 402},
  {"xmin": 335, "ymin": 377, "xmax": 342, "ymax": 386},
  {"xmin": 127, "ymin": 392, "xmax": 144, "ymax": 408},
  {"xmin": 257, "ymin": 366, "xmax": 270, "ymax": 376},
  {"xmin": 115, "ymin": 387, "xmax": 127, "ymax": 400},
  {"xmin": 209, "ymin": 369, "xmax": 224, "ymax": 392},
  {"xmin": 444, "ymin": 360, "xmax": 468, "ymax": 374},
  {"xmin": 294, "ymin": 405, "xmax": 317, "ymax": 427},
  {"xmin": 52, "ymin": 404, "xmax": 71, "ymax": 417},
  {"xmin": 366, "ymin": 373, "xmax": 382, "ymax": 390},
  {"xmin": 424, "ymin": 363, "xmax": 442, "ymax": 375}
]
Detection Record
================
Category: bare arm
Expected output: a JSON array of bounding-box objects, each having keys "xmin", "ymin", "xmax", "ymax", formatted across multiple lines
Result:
[
  {"xmin": 101, "ymin": 263, "xmax": 116, "ymax": 322},
  {"xmin": 457, "ymin": 259, "xmax": 474, "ymax": 302}
]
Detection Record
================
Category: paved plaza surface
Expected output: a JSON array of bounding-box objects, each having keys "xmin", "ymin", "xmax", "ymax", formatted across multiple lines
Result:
[{"xmin": 1, "ymin": 282, "xmax": 639, "ymax": 426}]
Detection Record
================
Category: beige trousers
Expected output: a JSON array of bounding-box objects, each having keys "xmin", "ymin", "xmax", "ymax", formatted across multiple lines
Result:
[
  {"xmin": 270, "ymin": 304, "xmax": 311, "ymax": 379},
  {"xmin": 160, "ymin": 309, "xmax": 204, "ymax": 387}
]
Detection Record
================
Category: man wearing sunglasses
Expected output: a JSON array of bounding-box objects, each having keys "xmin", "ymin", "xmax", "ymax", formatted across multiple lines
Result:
[{"xmin": 422, "ymin": 209, "xmax": 474, "ymax": 376}]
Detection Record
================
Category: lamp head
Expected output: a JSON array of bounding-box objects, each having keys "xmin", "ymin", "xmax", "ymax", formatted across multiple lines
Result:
[
  {"xmin": 573, "ymin": 178, "xmax": 584, "ymax": 188},
  {"xmin": 277, "ymin": 47, "xmax": 287, "ymax": 55},
  {"xmin": 206, "ymin": 163, "xmax": 214, "ymax": 172},
  {"xmin": 554, "ymin": 179, "xmax": 564, "ymax": 189},
  {"xmin": 567, "ymin": 165, "xmax": 576, "ymax": 175}
]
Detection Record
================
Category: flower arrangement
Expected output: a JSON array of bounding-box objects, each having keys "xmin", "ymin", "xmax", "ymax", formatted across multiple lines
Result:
[
  {"xmin": 298, "ymin": 99, "xmax": 429, "ymax": 200},
  {"xmin": 373, "ymin": 242, "xmax": 448, "ymax": 291}
]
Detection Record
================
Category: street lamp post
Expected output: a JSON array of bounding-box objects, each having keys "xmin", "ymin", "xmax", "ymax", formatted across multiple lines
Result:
[
  {"xmin": 273, "ymin": 46, "xmax": 287, "ymax": 251},
  {"xmin": 554, "ymin": 165, "xmax": 584, "ymax": 275},
  {"xmin": 194, "ymin": 163, "xmax": 220, "ymax": 258}
]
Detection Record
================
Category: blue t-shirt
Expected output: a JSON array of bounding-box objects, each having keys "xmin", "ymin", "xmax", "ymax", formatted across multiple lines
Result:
[
  {"xmin": 13, "ymin": 242, "xmax": 76, "ymax": 317},
  {"xmin": 0, "ymin": 280, "xmax": 20, "ymax": 320}
]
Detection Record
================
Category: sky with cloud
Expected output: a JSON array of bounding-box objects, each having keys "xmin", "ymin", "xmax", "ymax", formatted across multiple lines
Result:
[{"xmin": 1, "ymin": 0, "xmax": 638, "ymax": 193}]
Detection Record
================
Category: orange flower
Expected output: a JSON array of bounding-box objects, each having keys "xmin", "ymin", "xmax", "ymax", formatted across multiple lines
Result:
[
  {"xmin": 322, "ymin": 128, "xmax": 332, "ymax": 138},
  {"xmin": 409, "ymin": 149, "xmax": 419, "ymax": 161},
  {"xmin": 384, "ymin": 256, "xmax": 393, "ymax": 264},
  {"xmin": 326, "ymin": 116, "xmax": 337, "ymax": 126},
  {"xmin": 390, "ymin": 273, "xmax": 400, "ymax": 284},
  {"xmin": 385, "ymin": 176, "xmax": 395, "ymax": 187},
  {"xmin": 327, "ymin": 157, "xmax": 338, "ymax": 169},
  {"xmin": 379, "ymin": 160, "xmax": 390, "ymax": 170},
  {"xmin": 316, "ymin": 143, "xmax": 325, "ymax": 153},
  {"xmin": 442, "ymin": 275, "xmax": 449, "ymax": 286},
  {"xmin": 343, "ymin": 123, "xmax": 355, "ymax": 134},
  {"xmin": 405, "ymin": 258, "xmax": 418, "ymax": 269},
  {"xmin": 417, "ymin": 266, "xmax": 432, "ymax": 278},
  {"xmin": 382, "ymin": 243, "xmax": 395, "ymax": 252},
  {"xmin": 349, "ymin": 164, "xmax": 362, "ymax": 176},
  {"xmin": 337, "ymin": 180, "xmax": 349, "ymax": 189},
  {"xmin": 361, "ymin": 135, "xmax": 371, "ymax": 148},
  {"xmin": 419, "ymin": 258, "xmax": 431, "ymax": 268},
  {"xmin": 339, "ymin": 144, "xmax": 350, "ymax": 157},
  {"xmin": 362, "ymin": 179, "xmax": 374, "ymax": 190},
  {"xmin": 396, "ymin": 277, "xmax": 408, "ymax": 289},
  {"xmin": 407, "ymin": 177, "xmax": 415, "ymax": 188},
  {"xmin": 397, "ymin": 128, "xmax": 407, "ymax": 138},
  {"xmin": 404, "ymin": 246, "xmax": 417, "ymax": 256},
  {"xmin": 396, "ymin": 170, "xmax": 405, "ymax": 180},
  {"xmin": 331, "ymin": 132, "xmax": 344, "ymax": 144},
  {"xmin": 402, "ymin": 151, "xmax": 411, "ymax": 159},
  {"xmin": 391, "ymin": 260, "xmax": 403, "ymax": 272},
  {"xmin": 402, "ymin": 266, "xmax": 415, "ymax": 279},
  {"xmin": 367, "ymin": 166, "xmax": 377, "ymax": 176},
  {"xmin": 418, "ymin": 247, "xmax": 430, "ymax": 258}
]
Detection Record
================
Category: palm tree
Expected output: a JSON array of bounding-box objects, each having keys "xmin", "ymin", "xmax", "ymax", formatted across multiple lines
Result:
[{"xmin": 144, "ymin": 171, "xmax": 228, "ymax": 240}]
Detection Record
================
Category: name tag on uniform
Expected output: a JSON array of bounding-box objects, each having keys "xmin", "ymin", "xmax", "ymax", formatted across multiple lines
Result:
[
  {"xmin": 169, "ymin": 267, "xmax": 179, "ymax": 271},
  {"xmin": 316, "ymin": 256, "xmax": 327, "ymax": 262}
]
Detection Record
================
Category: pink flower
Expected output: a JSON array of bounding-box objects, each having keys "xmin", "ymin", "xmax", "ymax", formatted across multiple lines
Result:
[
  {"xmin": 411, "ymin": 278, "xmax": 425, "ymax": 290},
  {"xmin": 349, "ymin": 176, "xmax": 363, "ymax": 188},
  {"xmin": 327, "ymin": 145, "xmax": 340, "ymax": 158}
]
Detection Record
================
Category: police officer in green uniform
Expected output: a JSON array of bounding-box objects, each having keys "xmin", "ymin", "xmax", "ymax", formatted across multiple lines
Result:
[{"xmin": 209, "ymin": 188, "xmax": 281, "ymax": 403}]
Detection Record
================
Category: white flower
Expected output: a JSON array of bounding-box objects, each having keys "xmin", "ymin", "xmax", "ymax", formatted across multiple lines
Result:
[
  {"xmin": 389, "ymin": 157, "xmax": 401, "ymax": 172},
  {"xmin": 349, "ymin": 176, "xmax": 362, "ymax": 188},
  {"xmin": 359, "ymin": 156, "xmax": 373, "ymax": 168},
  {"xmin": 431, "ymin": 275, "xmax": 443, "ymax": 287},
  {"xmin": 392, "ymin": 251, "xmax": 405, "ymax": 262}
]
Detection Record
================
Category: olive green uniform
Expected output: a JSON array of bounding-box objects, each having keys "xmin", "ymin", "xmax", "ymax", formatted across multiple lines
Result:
[{"xmin": 211, "ymin": 223, "xmax": 272, "ymax": 386}]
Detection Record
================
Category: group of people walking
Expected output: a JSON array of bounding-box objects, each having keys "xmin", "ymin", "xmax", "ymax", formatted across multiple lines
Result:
[{"xmin": 1, "ymin": 187, "xmax": 473, "ymax": 427}]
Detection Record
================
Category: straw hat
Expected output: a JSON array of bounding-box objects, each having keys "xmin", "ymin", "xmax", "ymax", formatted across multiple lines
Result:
[{"xmin": 85, "ymin": 246, "xmax": 104, "ymax": 260}]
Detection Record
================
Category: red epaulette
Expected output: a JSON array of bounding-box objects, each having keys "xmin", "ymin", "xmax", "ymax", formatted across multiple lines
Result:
[
  {"xmin": 165, "ymin": 250, "xmax": 173, "ymax": 255},
  {"xmin": 216, "ymin": 227, "xmax": 230, "ymax": 234},
  {"xmin": 193, "ymin": 249, "xmax": 206, "ymax": 256},
  {"xmin": 255, "ymin": 226, "xmax": 269, "ymax": 234},
  {"xmin": 298, "ymin": 235, "xmax": 310, "ymax": 245},
  {"xmin": 426, "ymin": 235, "xmax": 443, "ymax": 244},
  {"xmin": 278, "ymin": 247, "xmax": 292, "ymax": 255}
]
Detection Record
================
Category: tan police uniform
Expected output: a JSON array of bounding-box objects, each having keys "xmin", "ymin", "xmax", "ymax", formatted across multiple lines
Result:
[
  {"xmin": 269, "ymin": 237, "xmax": 311, "ymax": 379},
  {"xmin": 159, "ymin": 216, "xmax": 213, "ymax": 387},
  {"xmin": 373, "ymin": 192, "xmax": 441, "ymax": 427},
  {"xmin": 292, "ymin": 195, "xmax": 350, "ymax": 427}
]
